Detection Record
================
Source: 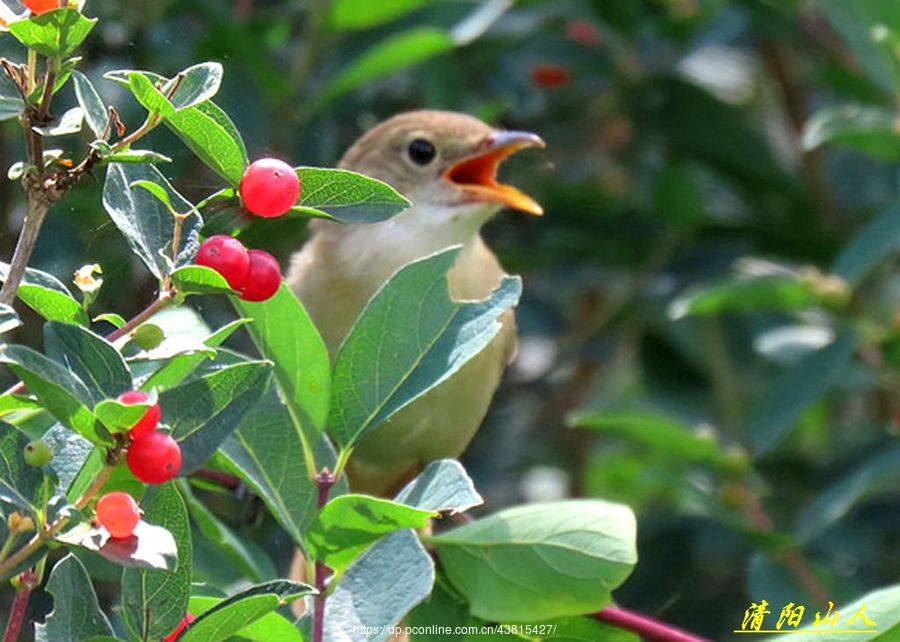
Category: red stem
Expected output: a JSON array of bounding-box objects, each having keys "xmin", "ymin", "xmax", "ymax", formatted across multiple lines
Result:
[
  {"xmin": 594, "ymin": 606, "xmax": 712, "ymax": 642},
  {"xmin": 2, "ymin": 570, "xmax": 37, "ymax": 642},
  {"xmin": 312, "ymin": 470, "xmax": 335, "ymax": 642}
]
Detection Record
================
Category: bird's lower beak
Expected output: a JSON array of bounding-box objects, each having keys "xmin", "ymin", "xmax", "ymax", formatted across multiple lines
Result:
[{"xmin": 444, "ymin": 130, "xmax": 545, "ymax": 215}]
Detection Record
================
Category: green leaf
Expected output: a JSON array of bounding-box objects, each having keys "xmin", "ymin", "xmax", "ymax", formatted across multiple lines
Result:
[
  {"xmin": 569, "ymin": 411, "xmax": 727, "ymax": 468},
  {"xmin": 307, "ymin": 495, "xmax": 435, "ymax": 574},
  {"xmin": 32, "ymin": 106, "xmax": 83, "ymax": 137},
  {"xmin": 164, "ymin": 361, "xmax": 272, "ymax": 473},
  {"xmin": 102, "ymin": 163, "xmax": 202, "ymax": 279},
  {"xmin": 233, "ymin": 283, "xmax": 330, "ymax": 439},
  {"xmin": 536, "ymin": 617, "xmax": 640, "ymax": 642},
  {"xmin": 127, "ymin": 71, "xmax": 175, "ymax": 118},
  {"xmin": 43, "ymin": 424, "xmax": 95, "ymax": 494},
  {"xmin": 393, "ymin": 459, "xmax": 483, "ymax": 514},
  {"xmin": 329, "ymin": 0, "xmax": 430, "ymax": 31},
  {"xmin": 652, "ymin": 162, "xmax": 707, "ymax": 228},
  {"xmin": 181, "ymin": 482, "xmax": 276, "ymax": 583},
  {"xmin": 8, "ymin": 8, "xmax": 97, "ymax": 59},
  {"xmin": 0, "ymin": 344, "xmax": 105, "ymax": 444},
  {"xmin": 803, "ymin": 105, "xmax": 900, "ymax": 160},
  {"xmin": 432, "ymin": 500, "xmax": 638, "ymax": 622},
  {"xmin": 767, "ymin": 584, "xmax": 900, "ymax": 641},
  {"xmin": 748, "ymin": 331, "xmax": 859, "ymax": 455},
  {"xmin": 122, "ymin": 484, "xmax": 192, "ymax": 641},
  {"xmin": 56, "ymin": 520, "xmax": 178, "ymax": 571},
  {"xmin": 100, "ymin": 149, "xmax": 172, "ymax": 165},
  {"xmin": 166, "ymin": 101, "xmax": 248, "ymax": 186},
  {"xmin": 797, "ymin": 443, "xmax": 900, "ymax": 542},
  {"xmin": 669, "ymin": 278, "xmax": 819, "ymax": 319},
  {"xmin": 0, "ymin": 262, "xmax": 88, "ymax": 326},
  {"xmin": 317, "ymin": 27, "xmax": 455, "ymax": 108},
  {"xmin": 818, "ymin": 0, "xmax": 900, "ymax": 93},
  {"xmin": 328, "ymin": 247, "xmax": 522, "ymax": 448},
  {"xmin": 656, "ymin": 78, "xmax": 788, "ymax": 188},
  {"xmin": 33, "ymin": 554, "xmax": 114, "ymax": 642},
  {"xmin": 93, "ymin": 398, "xmax": 153, "ymax": 435},
  {"xmin": 180, "ymin": 581, "xmax": 313, "ymax": 642},
  {"xmin": 220, "ymin": 385, "xmax": 340, "ymax": 546},
  {"xmin": 164, "ymin": 61, "xmax": 222, "ymax": 111},
  {"xmin": 0, "ymin": 303, "xmax": 20, "ymax": 334},
  {"xmin": 324, "ymin": 530, "xmax": 434, "ymax": 640},
  {"xmin": 71, "ymin": 70, "xmax": 108, "ymax": 139},
  {"xmin": 0, "ymin": 421, "xmax": 45, "ymax": 511},
  {"xmin": 0, "ymin": 393, "xmax": 40, "ymax": 414},
  {"xmin": 292, "ymin": 167, "xmax": 410, "ymax": 223},
  {"xmin": 171, "ymin": 265, "xmax": 235, "ymax": 296},
  {"xmin": 131, "ymin": 179, "xmax": 176, "ymax": 211},
  {"xmin": 93, "ymin": 313, "xmax": 126, "ymax": 328},
  {"xmin": 142, "ymin": 319, "xmax": 249, "ymax": 391},
  {"xmin": 43, "ymin": 322, "xmax": 131, "ymax": 404},
  {"xmin": 187, "ymin": 596, "xmax": 304, "ymax": 642},
  {"xmin": 0, "ymin": 72, "xmax": 25, "ymax": 122},
  {"xmin": 833, "ymin": 202, "xmax": 900, "ymax": 286}
]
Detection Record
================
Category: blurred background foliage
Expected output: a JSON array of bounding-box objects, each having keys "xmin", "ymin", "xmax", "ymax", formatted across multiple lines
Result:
[{"xmin": 4, "ymin": 0, "xmax": 900, "ymax": 638}]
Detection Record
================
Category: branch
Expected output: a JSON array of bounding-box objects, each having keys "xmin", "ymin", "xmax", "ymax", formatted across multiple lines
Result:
[
  {"xmin": 2, "ymin": 569, "xmax": 37, "ymax": 642},
  {"xmin": 0, "ymin": 185, "xmax": 53, "ymax": 306},
  {"xmin": 595, "ymin": 605, "xmax": 712, "ymax": 642},
  {"xmin": 312, "ymin": 469, "xmax": 336, "ymax": 642}
]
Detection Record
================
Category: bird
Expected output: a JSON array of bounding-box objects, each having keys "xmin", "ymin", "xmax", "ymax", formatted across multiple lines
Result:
[{"xmin": 286, "ymin": 110, "xmax": 544, "ymax": 497}]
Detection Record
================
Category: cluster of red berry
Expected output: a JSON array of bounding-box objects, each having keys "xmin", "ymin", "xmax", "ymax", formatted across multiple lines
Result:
[
  {"xmin": 94, "ymin": 391, "xmax": 180, "ymax": 539},
  {"xmin": 92, "ymin": 393, "xmax": 195, "ymax": 639},
  {"xmin": 194, "ymin": 158, "xmax": 299, "ymax": 303}
]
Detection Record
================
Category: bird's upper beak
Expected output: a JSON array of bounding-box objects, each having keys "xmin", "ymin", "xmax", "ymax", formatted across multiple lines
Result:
[{"xmin": 444, "ymin": 130, "xmax": 545, "ymax": 215}]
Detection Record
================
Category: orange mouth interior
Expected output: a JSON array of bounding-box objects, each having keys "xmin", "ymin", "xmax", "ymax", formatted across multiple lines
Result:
[{"xmin": 445, "ymin": 142, "xmax": 543, "ymax": 215}]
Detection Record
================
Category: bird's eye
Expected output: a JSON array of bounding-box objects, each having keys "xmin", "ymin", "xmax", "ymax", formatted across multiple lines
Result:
[{"xmin": 408, "ymin": 138, "xmax": 436, "ymax": 166}]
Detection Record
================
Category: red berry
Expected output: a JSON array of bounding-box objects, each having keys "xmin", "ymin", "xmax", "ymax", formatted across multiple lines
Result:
[
  {"xmin": 240, "ymin": 158, "xmax": 300, "ymax": 218},
  {"xmin": 96, "ymin": 492, "xmax": 141, "ymax": 539},
  {"xmin": 127, "ymin": 432, "xmax": 182, "ymax": 485},
  {"xmin": 163, "ymin": 612, "xmax": 195, "ymax": 642},
  {"xmin": 117, "ymin": 391, "xmax": 161, "ymax": 439},
  {"xmin": 529, "ymin": 64, "xmax": 572, "ymax": 90},
  {"xmin": 565, "ymin": 20, "xmax": 601, "ymax": 47},
  {"xmin": 24, "ymin": 0, "xmax": 58, "ymax": 14},
  {"xmin": 239, "ymin": 249, "xmax": 281, "ymax": 302},
  {"xmin": 195, "ymin": 235, "xmax": 250, "ymax": 291}
]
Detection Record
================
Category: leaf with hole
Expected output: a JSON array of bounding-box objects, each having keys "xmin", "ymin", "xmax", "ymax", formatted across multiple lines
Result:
[{"xmin": 33, "ymin": 554, "xmax": 114, "ymax": 642}]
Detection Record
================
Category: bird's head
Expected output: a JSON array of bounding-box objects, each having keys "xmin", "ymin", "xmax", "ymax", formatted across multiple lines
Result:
[{"xmin": 338, "ymin": 110, "xmax": 545, "ymax": 218}]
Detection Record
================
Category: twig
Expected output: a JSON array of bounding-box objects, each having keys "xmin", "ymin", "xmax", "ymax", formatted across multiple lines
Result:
[
  {"xmin": 0, "ymin": 196, "xmax": 49, "ymax": 306},
  {"xmin": 755, "ymin": 38, "xmax": 841, "ymax": 229},
  {"xmin": 190, "ymin": 468, "xmax": 241, "ymax": 491},
  {"xmin": 738, "ymin": 486, "xmax": 830, "ymax": 609},
  {"xmin": 2, "ymin": 569, "xmax": 37, "ymax": 642},
  {"xmin": 106, "ymin": 287, "xmax": 176, "ymax": 342},
  {"xmin": 0, "ymin": 442, "xmax": 124, "ymax": 580},
  {"xmin": 312, "ymin": 469, "xmax": 335, "ymax": 642},
  {"xmin": 595, "ymin": 605, "xmax": 712, "ymax": 642}
]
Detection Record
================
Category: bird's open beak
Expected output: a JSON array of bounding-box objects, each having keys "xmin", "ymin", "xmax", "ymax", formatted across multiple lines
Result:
[{"xmin": 444, "ymin": 130, "xmax": 546, "ymax": 215}]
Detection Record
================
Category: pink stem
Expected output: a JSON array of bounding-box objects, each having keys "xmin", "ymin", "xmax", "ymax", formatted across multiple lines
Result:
[
  {"xmin": 312, "ymin": 470, "xmax": 335, "ymax": 642},
  {"xmin": 594, "ymin": 605, "xmax": 712, "ymax": 642},
  {"xmin": 2, "ymin": 570, "xmax": 37, "ymax": 642}
]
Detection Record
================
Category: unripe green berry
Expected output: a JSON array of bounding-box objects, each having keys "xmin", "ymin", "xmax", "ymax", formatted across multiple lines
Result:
[
  {"xmin": 23, "ymin": 439, "xmax": 52, "ymax": 467},
  {"xmin": 133, "ymin": 323, "xmax": 165, "ymax": 351}
]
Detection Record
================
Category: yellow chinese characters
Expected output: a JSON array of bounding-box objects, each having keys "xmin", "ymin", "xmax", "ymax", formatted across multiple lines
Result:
[{"xmin": 735, "ymin": 600, "xmax": 877, "ymax": 634}]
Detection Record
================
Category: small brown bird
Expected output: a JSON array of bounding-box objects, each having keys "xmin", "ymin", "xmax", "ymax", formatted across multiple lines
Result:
[{"xmin": 287, "ymin": 110, "xmax": 544, "ymax": 496}]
